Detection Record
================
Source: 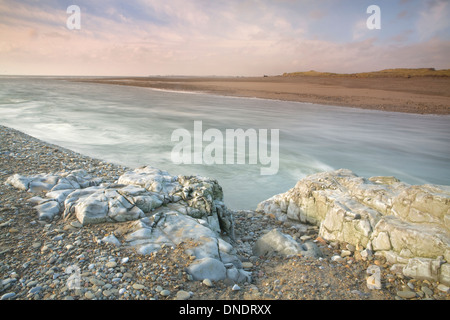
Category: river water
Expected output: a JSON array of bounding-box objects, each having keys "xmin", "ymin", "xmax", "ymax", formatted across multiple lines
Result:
[{"xmin": 0, "ymin": 76, "xmax": 449, "ymax": 209}]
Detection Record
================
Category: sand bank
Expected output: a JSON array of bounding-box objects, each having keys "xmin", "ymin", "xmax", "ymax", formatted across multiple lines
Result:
[{"xmin": 74, "ymin": 75, "xmax": 450, "ymax": 115}]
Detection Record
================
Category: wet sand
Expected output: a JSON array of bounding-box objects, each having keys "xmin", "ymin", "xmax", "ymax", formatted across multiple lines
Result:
[{"xmin": 74, "ymin": 76, "xmax": 450, "ymax": 115}]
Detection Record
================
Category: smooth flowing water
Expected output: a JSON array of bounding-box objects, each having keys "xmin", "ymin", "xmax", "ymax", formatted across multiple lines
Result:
[{"xmin": 1, "ymin": 76, "xmax": 449, "ymax": 209}]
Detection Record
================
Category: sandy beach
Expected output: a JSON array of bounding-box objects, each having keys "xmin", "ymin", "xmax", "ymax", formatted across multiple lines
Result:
[{"xmin": 75, "ymin": 75, "xmax": 450, "ymax": 115}]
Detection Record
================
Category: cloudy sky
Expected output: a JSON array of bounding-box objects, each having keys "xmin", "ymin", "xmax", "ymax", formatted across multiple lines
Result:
[{"xmin": 1, "ymin": 0, "xmax": 449, "ymax": 76}]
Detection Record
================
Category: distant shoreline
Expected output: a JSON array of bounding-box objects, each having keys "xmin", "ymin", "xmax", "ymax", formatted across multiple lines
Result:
[{"xmin": 72, "ymin": 75, "xmax": 450, "ymax": 115}]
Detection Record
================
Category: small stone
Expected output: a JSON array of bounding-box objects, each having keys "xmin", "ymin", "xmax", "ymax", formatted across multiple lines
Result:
[
  {"xmin": 63, "ymin": 225, "xmax": 76, "ymax": 231},
  {"xmin": 105, "ymin": 261, "xmax": 117, "ymax": 268},
  {"xmin": 437, "ymin": 284, "xmax": 449, "ymax": 293},
  {"xmin": 32, "ymin": 242, "xmax": 41, "ymax": 249},
  {"xmin": 346, "ymin": 244, "xmax": 356, "ymax": 252},
  {"xmin": 132, "ymin": 283, "xmax": 145, "ymax": 290},
  {"xmin": 315, "ymin": 236, "xmax": 327, "ymax": 245},
  {"xmin": 27, "ymin": 280, "xmax": 39, "ymax": 287},
  {"xmin": 28, "ymin": 286, "xmax": 42, "ymax": 294},
  {"xmin": 421, "ymin": 286, "xmax": 433, "ymax": 296},
  {"xmin": 340, "ymin": 250, "xmax": 351, "ymax": 257},
  {"xmin": 119, "ymin": 288, "xmax": 126, "ymax": 295},
  {"xmin": 102, "ymin": 290, "xmax": 112, "ymax": 297},
  {"xmin": 1, "ymin": 292, "xmax": 16, "ymax": 300},
  {"xmin": 103, "ymin": 284, "xmax": 113, "ymax": 290},
  {"xmin": 331, "ymin": 255, "xmax": 341, "ymax": 261},
  {"xmin": 123, "ymin": 272, "xmax": 133, "ymax": 279},
  {"xmin": 242, "ymin": 262, "xmax": 253, "ymax": 269},
  {"xmin": 176, "ymin": 290, "xmax": 191, "ymax": 300},
  {"xmin": 70, "ymin": 221, "xmax": 83, "ymax": 228},
  {"xmin": 202, "ymin": 279, "xmax": 213, "ymax": 287},
  {"xmin": 121, "ymin": 257, "xmax": 129, "ymax": 264},
  {"xmin": 48, "ymin": 256, "xmax": 57, "ymax": 264},
  {"xmin": 397, "ymin": 290, "xmax": 416, "ymax": 299},
  {"xmin": 331, "ymin": 255, "xmax": 345, "ymax": 263},
  {"xmin": 160, "ymin": 290, "xmax": 171, "ymax": 297},
  {"xmin": 360, "ymin": 249, "xmax": 373, "ymax": 260},
  {"xmin": 102, "ymin": 235, "xmax": 121, "ymax": 247},
  {"xmin": 8, "ymin": 228, "xmax": 19, "ymax": 233},
  {"xmin": 89, "ymin": 278, "xmax": 105, "ymax": 286},
  {"xmin": 85, "ymin": 291, "xmax": 95, "ymax": 299},
  {"xmin": 232, "ymin": 284, "xmax": 241, "ymax": 291}
]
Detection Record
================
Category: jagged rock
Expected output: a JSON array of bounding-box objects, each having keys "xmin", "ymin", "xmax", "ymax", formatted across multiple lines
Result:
[
  {"xmin": 118, "ymin": 166, "xmax": 234, "ymax": 237},
  {"xmin": 6, "ymin": 166, "xmax": 234, "ymax": 232},
  {"xmin": 34, "ymin": 200, "xmax": 61, "ymax": 221},
  {"xmin": 252, "ymin": 229, "xmax": 323, "ymax": 258},
  {"xmin": 5, "ymin": 169, "xmax": 101, "ymax": 194},
  {"xmin": 257, "ymin": 169, "xmax": 450, "ymax": 285},
  {"xmin": 372, "ymin": 216, "xmax": 449, "ymax": 262},
  {"xmin": 123, "ymin": 209, "xmax": 250, "ymax": 282},
  {"xmin": 5, "ymin": 166, "xmax": 249, "ymax": 283}
]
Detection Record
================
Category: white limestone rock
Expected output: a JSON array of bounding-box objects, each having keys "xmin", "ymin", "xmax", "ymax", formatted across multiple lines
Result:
[
  {"xmin": 257, "ymin": 169, "xmax": 450, "ymax": 285},
  {"xmin": 187, "ymin": 257, "xmax": 227, "ymax": 281},
  {"xmin": 123, "ymin": 210, "xmax": 249, "ymax": 282},
  {"xmin": 34, "ymin": 200, "xmax": 61, "ymax": 221},
  {"xmin": 101, "ymin": 234, "xmax": 122, "ymax": 247},
  {"xmin": 6, "ymin": 167, "xmax": 242, "ymax": 282}
]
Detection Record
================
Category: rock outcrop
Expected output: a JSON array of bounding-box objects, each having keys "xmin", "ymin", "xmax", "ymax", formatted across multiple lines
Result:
[
  {"xmin": 257, "ymin": 169, "xmax": 450, "ymax": 285},
  {"xmin": 5, "ymin": 166, "xmax": 249, "ymax": 283}
]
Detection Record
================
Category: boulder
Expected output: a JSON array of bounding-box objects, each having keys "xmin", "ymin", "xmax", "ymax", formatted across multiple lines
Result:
[
  {"xmin": 34, "ymin": 200, "xmax": 61, "ymax": 221},
  {"xmin": 123, "ymin": 209, "xmax": 250, "ymax": 282},
  {"xmin": 252, "ymin": 229, "xmax": 323, "ymax": 258},
  {"xmin": 257, "ymin": 169, "xmax": 450, "ymax": 285},
  {"xmin": 187, "ymin": 258, "xmax": 227, "ymax": 281},
  {"xmin": 118, "ymin": 166, "xmax": 234, "ymax": 237}
]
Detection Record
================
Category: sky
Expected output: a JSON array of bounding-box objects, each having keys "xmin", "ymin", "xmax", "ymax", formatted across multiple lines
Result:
[{"xmin": 1, "ymin": 0, "xmax": 449, "ymax": 76}]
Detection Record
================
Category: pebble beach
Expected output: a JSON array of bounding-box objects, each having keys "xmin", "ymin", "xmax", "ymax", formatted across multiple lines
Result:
[{"xmin": 1, "ymin": 124, "xmax": 449, "ymax": 301}]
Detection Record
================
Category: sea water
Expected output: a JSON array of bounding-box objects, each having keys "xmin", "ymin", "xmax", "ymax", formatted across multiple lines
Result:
[{"xmin": 0, "ymin": 76, "xmax": 449, "ymax": 209}]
